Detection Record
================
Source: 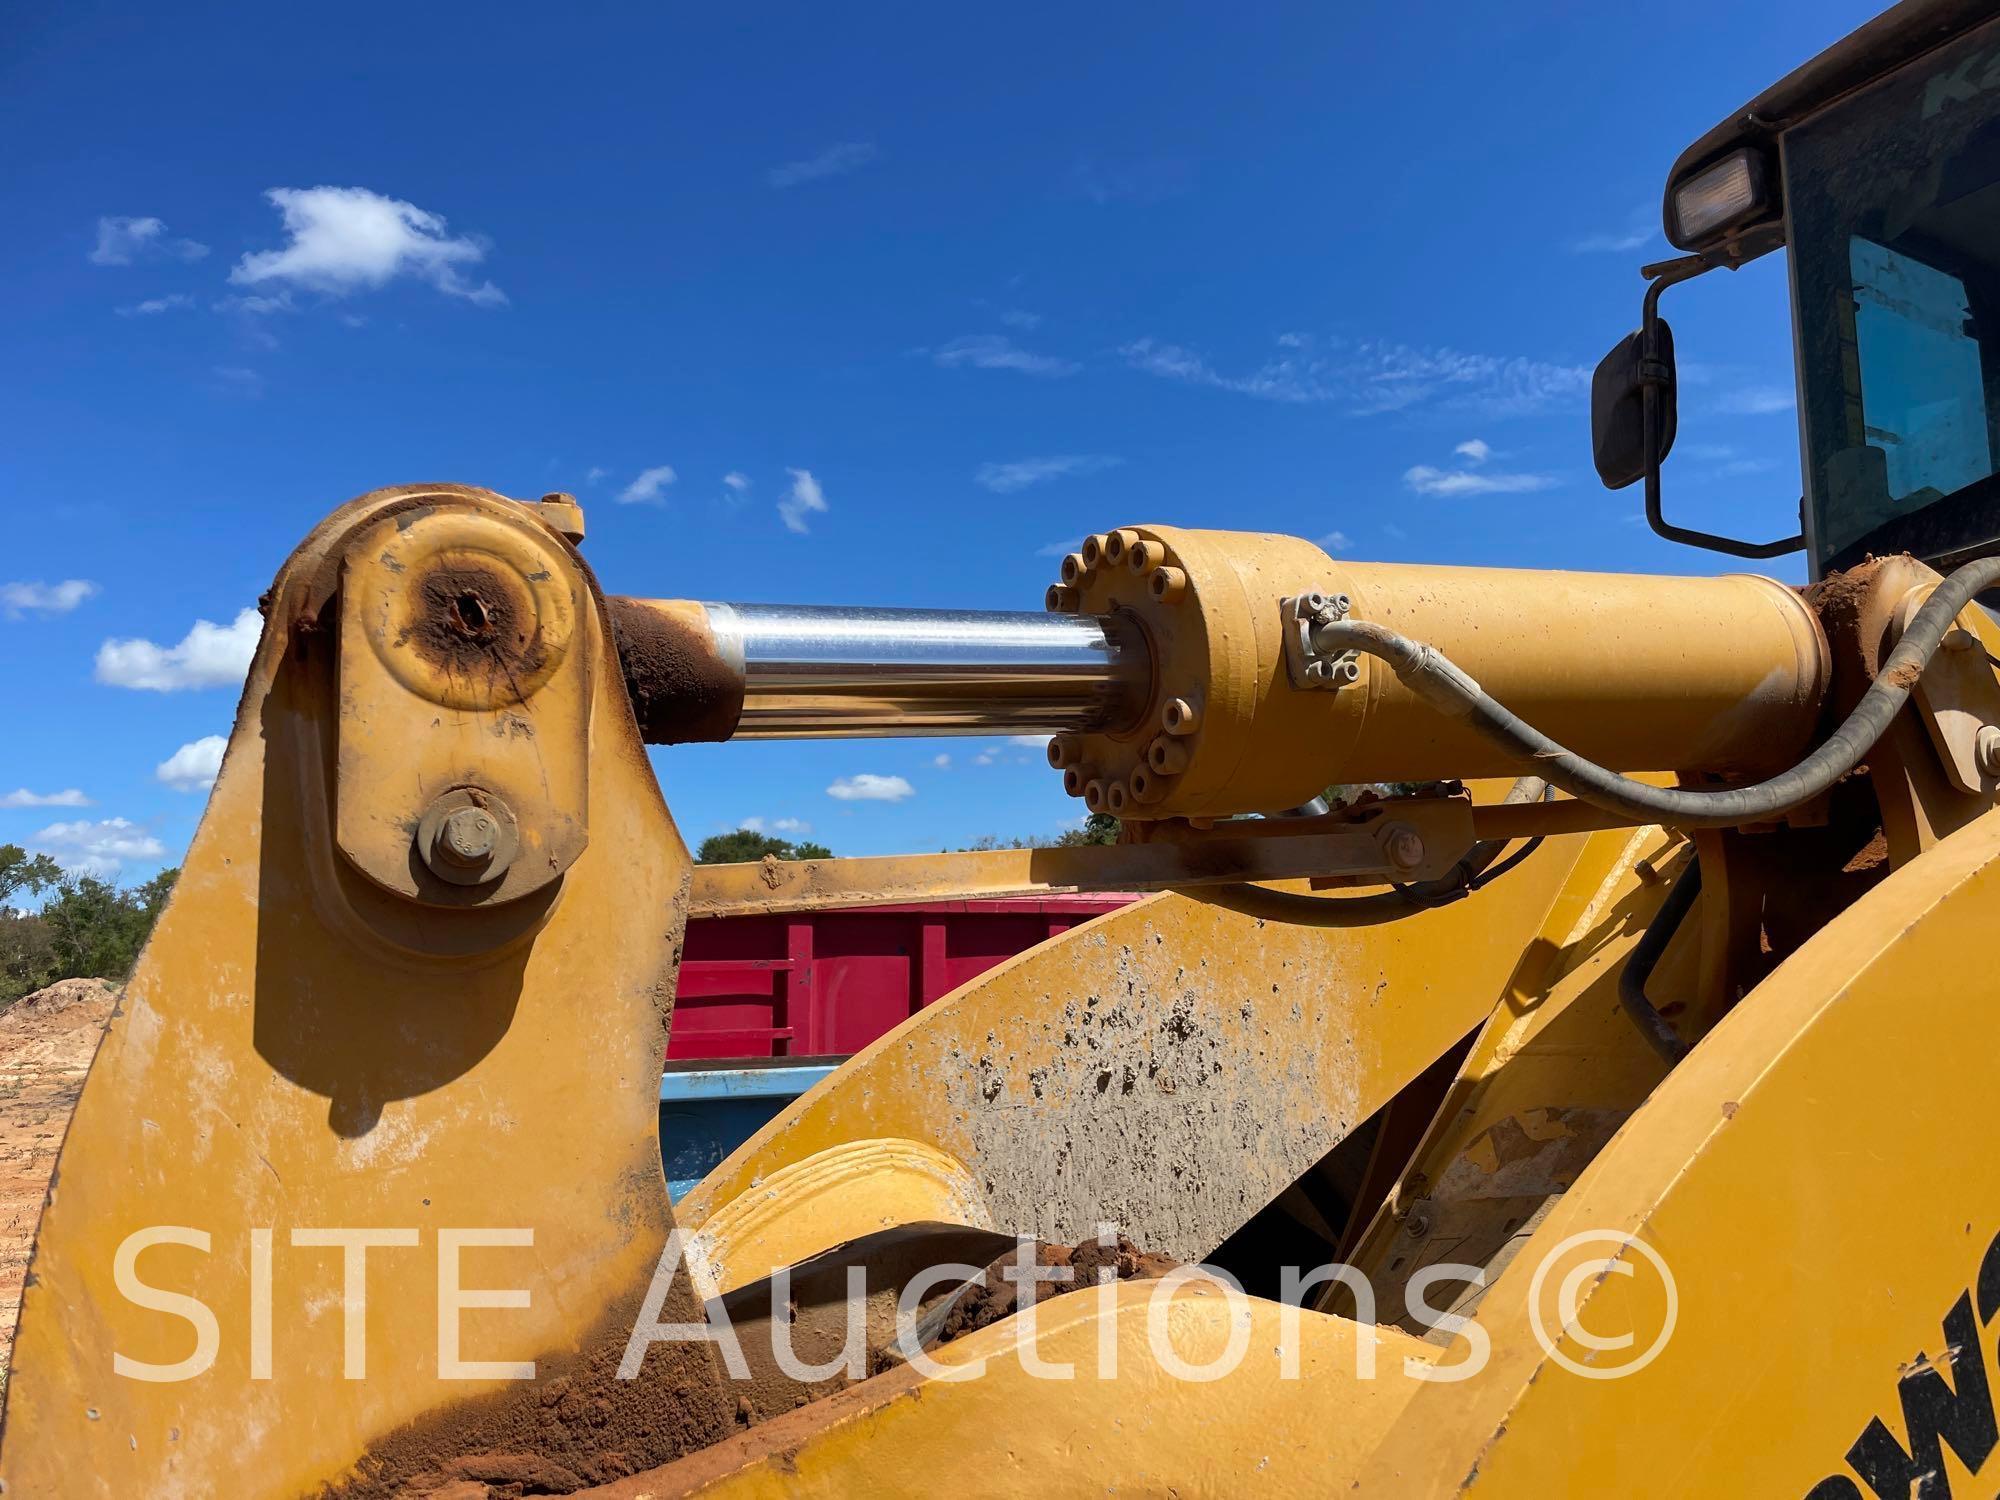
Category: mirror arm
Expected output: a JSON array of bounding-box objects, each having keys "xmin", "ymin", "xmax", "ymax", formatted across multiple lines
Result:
[{"xmin": 1638, "ymin": 255, "xmax": 1806, "ymax": 561}]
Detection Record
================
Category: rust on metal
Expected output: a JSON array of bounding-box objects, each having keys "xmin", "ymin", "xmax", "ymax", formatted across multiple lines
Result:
[
  {"xmin": 404, "ymin": 554, "xmax": 548, "ymax": 698},
  {"xmin": 607, "ymin": 596, "xmax": 745, "ymax": 745}
]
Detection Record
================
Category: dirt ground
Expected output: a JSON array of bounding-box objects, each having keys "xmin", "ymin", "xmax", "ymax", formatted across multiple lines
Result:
[{"xmin": 0, "ymin": 978, "xmax": 117, "ymax": 1385}]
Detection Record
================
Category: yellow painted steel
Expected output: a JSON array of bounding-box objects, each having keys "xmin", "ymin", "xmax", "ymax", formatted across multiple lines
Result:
[
  {"xmin": 678, "ymin": 829, "xmax": 1629, "ymax": 1271},
  {"xmin": 1054, "ymin": 525, "xmax": 1829, "ymax": 819},
  {"xmin": 0, "ymin": 486, "xmax": 730, "ymax": 1497},
  {"xmin": 1346, "ymin": 804, "xmax": 2000, "ymax": 1495},
  {"xmin": 593, "ymin": 1279, "xmax": 1440, "ymax": 1499}
]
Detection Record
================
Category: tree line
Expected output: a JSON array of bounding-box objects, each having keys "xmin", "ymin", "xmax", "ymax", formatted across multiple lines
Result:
[{"xmin": 0, "ymin": 844, "xmax": 178, "ymax": 1006}]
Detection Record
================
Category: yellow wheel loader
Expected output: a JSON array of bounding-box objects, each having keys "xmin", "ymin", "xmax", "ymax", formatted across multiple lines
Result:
[{"xmin": 11, "ymin": 1, "xmax": 2000, "ymax": 1494}]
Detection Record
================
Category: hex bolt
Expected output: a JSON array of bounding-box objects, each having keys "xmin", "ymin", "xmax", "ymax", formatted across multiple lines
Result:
[
  {"xmin": 1384, "ymin": 823, "xmax": 1426, "ymax": 872},
  {"xmin": 1978, "ymin": 724, "xmax": 2000, "ymax": 779},
  {"xmin": 1150, "ymin": 566, "xmax": 1187, "ymax": 603},
  {"xmin": 435, "ymin": 808, "xmax": 498, "ymax": 868},
  {"xmin": 1127, "ymin": 539, "xmax": 1164, "ymax": 574},
  {"xmin": 1162, "ymin": 698, "xmax": 1200, "ymax": 736},
  {"xmin": 1103, "ymin": 528, "xmax": 1138, "ymax": 565},
  {"xmin": 1148, "ymin": 736, "xmax": 1190, "ymax": 774}
]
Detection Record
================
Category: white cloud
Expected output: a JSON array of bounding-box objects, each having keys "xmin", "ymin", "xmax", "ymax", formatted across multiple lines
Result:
[
  {"xmin": 975, "ymin": 455, "xmax": 1121, "ymax": 493},
  {"xmin": 156, "ymin": 735, "xmax": 228, "ymax": 792},
  {"xmin": 739, "ymin": 815, "xmax": 812, "ymax": 835},
  {"xmin": 1036, "ymin": 536, "xmax": 1086, "ymax": 557},
  {"xmin": 117, "ymin": 293, "xmax": 195, "ymax": 317},
  {"xmin": 1318, "ymin": 530, "xmax": 1353, "ymax": 552},
  {"xmin": 723, "ymin": 471, "xmax": 751, "ymax": 494},
  {"xmin": 827, "ymin": 773, "xmax": 914, "ymax": 802},
  {"xmin": 1570, "ymin": 205, "xmax": 1657, "ymax": 255},
  {"xmin": 933, "ymin": 335, "xmax": 1079, "ymax": 378},
  {"xmin": 932, "ymin": 753, "xmax": 952, "ymax": 768},
  {"xmin": 1, "ymin": 579, "xmax": 98, "ymax": 618},
  {"xmin": 95, "ymin": 606, "xmax": 260, "ymax": 691},
  {"xmin": 230, "ymin": 186, "xmax": 506, "ymax": 305},
  {"xmin": 999, "ymin": 308, "xmax": 1043, "ymax": 331},
  {"xmin": 1382, "ymin": 522, "xmax": 1408, "ymax": 541},
  {"xmin": 0, "ymin": 788, "xmax": 91, "ymax": 808},
  {"xmin": 779, "ymin": 469, "xmax": 829, "ymax": 534},
  {"xmin": 1120, "ymin": 336, "xmax": 1589, "ymax": 417},
  {"xmin": 1008, "ymin": 735, "xmax": 1050, "ymax": 748},
  {"xmin": 1454, "ymin": 438, "xmax": 1492, "ymax": 463},
  {"xmin": 768, "ymin": 142, "xmax": 880, "ymax": 189},
  {"xmin": 213, "ymin": 291, "xmax": 296, "ymax": 316},
  {"xmin": 1403, "ymin": 464, "xmax": 1557, "ymax": 497},
  {"xmin": 1718, "ymin": 385, "xmax": 1796, "ymax": 415},
  {"xmin": 90, "ymin": 216, "xmax": 208, "ymax": 266},
  {"xmin": 30, "ymin": 817, "xmax": 168, "ymax": 879},
  {"xmin": 585, "ymin": 466, "xmax": 609, "ymax": 484},
  {"xmin": 618, "ymin": 465, "xmax": 677, "ymax": 505}
]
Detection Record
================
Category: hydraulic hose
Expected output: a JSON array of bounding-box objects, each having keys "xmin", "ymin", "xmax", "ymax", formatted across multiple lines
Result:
[{"xmin": 1311, "ymin": 555, "xmax": 2000, "ymax": 830}]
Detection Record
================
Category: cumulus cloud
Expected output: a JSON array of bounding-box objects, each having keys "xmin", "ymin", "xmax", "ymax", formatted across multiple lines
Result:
[
  {"xmin": 741, "ymin": 815, "xmax": 812, "ymax": 835},
  {"xmin": 31, "ymin": 817, "xmax": 168, "ymax": 878},
  {"xmin": 156, "ymin": 735, "xmax": 228, "ymax": 792},
  {"xmin": 768, "ymin": 142, "xmax": 880, "ymax": 189},
  {"xmin": 0, "ymin": 788, "xmax": 91, "ymax": 808},
  {"xmin": 584, "ymin": 465, "xmax": 609, "ymax": 484},
  {"xmin": 974, "ymin": 455, "xmax": 1121, "ymax": 493},
  {"xmin": 723, "ymin": 471, "xmax": 751, "ymax": 494},
  {"xmin": 117, "ymin": 293, "xmax": 195, "ymax": 317},
  {"xmin": 618, "ymin": 465, "xmax": 676, "ymax": 505},
  {"xmin": 827, "ymin": 773, "xmax": 913, "ymax": 802},
  {"xmin": 779, "ymin": 469, "xmax": 829, "ymax": 534},
  {"xmin": 89, "ymin": 216, "xmax": 208, "ymax": 266},
  {"xmin": 95, "ymin": 607, "xmax": 260, "ymax": 691},
  {"xmin": 1121, "ymin": 335, "xmax": 1589, "ymax": 417},
  {"xmin": 932, "ymin": 753, "xmax": 952, "ymax": 768},
  {"xmin": 1454, "ymin": 438, "xmax": 1492, "ymax": 463},
  {"xmin": 230, "ymin": 186, "xmax": 506, "ymax": 306},
  {"xmin": 932, "ymin": 335, "xmax": 1080, "ymax": 378},
  {"xmin": 1402, "ymin": 464, "xmax": 1557, "ymax": 497},
  {"xmin": 1, "ymin": 580, "xmax": 98, "ymax": 619}
]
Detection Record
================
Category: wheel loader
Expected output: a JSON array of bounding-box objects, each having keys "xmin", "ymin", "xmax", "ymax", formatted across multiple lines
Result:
[{"xmin": 9, "ymin": 0, "xmax": 2000, "ymax": 1494}]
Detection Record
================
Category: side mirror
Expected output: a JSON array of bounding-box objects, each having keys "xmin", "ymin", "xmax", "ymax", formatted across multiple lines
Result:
[{"xmin": 1591, "ymin": 321, "xmax": 1676, "ymax": 489}]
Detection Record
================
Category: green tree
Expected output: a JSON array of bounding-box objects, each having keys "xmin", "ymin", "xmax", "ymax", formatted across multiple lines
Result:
[
  {"xmin": 0, "ymin": 844, "xmax": 61, "ymax": 907},
  {"xmin": 694, "ymin": 829, "xmax": 833, "ymax": 864},
  {"xmin": 0, "ymin": 848, "xmax": 179, "ymax": 1006},
  {"xmin": 1053, "ymin": 812, "xmax": 1122, "ymax": 847}
]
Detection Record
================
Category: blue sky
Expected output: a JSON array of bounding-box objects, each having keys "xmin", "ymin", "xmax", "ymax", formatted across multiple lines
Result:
[{"xmin": 0, "ymin": 0, "xmax": 1881, "ymax": 880}]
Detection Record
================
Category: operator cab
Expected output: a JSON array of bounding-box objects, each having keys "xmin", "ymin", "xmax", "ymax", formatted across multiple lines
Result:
[{"xmin": 1595, "ymin": 0, "xmax": 2000, "ymax": 579}]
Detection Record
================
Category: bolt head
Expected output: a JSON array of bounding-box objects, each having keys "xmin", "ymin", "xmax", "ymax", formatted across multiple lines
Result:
[
  {"xmin": 1978, "ymin": 724, "xmax": 2000, "ymax": 779},
  {"xmin": 437, "ymin": 807, "xmax": 498, "ymax": 866},
  {"xmin": 1385, "ymin": 825, "xmax": 1426, "ymax": 871}
]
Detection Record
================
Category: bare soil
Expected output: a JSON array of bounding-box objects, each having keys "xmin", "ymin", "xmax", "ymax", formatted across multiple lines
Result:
[{"xmin": 0, "ymin": 978, "xmax": 118, "ymax": 1384}]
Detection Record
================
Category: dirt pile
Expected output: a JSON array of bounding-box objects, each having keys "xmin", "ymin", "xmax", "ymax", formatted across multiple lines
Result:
[
  {"xmin": 934, "ymin": 1233, "xmax": 1179, "ymax": 1346},
  {"xmin": 0, "ymin": 978, "xmax": 118, "ymax": 1381}
]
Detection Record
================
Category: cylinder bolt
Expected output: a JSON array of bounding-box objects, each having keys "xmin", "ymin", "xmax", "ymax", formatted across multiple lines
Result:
[
  {"xmin": 1149, "ymin": 565, "xmax": 1187, "ymax": 603},
  {"xmin": 1148, "ymin": 736, "xmax": 1190, "ymax": 774},
  {"xmin": 1048, "ymin": 734, "xmax": 1083, "ymax": 770},
  {"xmin": 1383, "ymin": 823, "xmax": 1426, "ymax": 873},
  {"xmin": 1045, "ymin": 583, "xmax": 1079, "ymax": 613},
  {"xmin": 1083, "ymin": 778, "xmax": 1108, "ymax": 812},
  {"xmin": 1081, "ymin": 534, "xmax": 1108, "ymax": 569},
  {"xmin": 1978, "ymin": 724, "xmax": 2000, "ymax": 779},
  {"xmin": 1060, "ymin": 552, "xmax": 1089, "ymax": 586},
  {"xmin": 416, "ymin": 788, "xmax": 520, "ymax": 887},
  {"xmin": 1127, "ymin": 539, "xmax": 1164, "ymax": 574},
  {"xmin": 1162, "ymin": 698, "xmax": 1200, "ymax": 736},
  {"xmin": 1103, "ymin": 529, "xmax": 1138, "ymax": 565}
]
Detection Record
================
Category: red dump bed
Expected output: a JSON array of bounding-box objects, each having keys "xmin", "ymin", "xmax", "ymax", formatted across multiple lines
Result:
[{"xmin": 670, "ymin": 894, "xmax": 1139, "ymax": 1060}]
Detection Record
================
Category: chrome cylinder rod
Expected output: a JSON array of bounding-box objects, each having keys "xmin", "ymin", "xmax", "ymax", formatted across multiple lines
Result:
[{"xmin": 606, "ymin": 598, "xmax": 1149, "ymax": 743}]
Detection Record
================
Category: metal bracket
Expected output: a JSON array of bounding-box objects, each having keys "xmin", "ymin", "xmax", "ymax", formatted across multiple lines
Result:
[
  {"xmin": 1893, "ymin": 586, "xmax": 2000, "ymax": 798},
  {"xmin": 1280, "ymin": 590, "xmax": 1361, "ymax": 690}
]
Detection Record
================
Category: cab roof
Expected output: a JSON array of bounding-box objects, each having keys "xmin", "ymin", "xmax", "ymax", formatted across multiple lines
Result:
[{"xmin": 1664, "ymin": 0, "xmax": 1996, "ymax": 251}]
